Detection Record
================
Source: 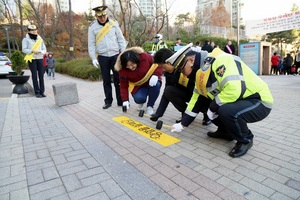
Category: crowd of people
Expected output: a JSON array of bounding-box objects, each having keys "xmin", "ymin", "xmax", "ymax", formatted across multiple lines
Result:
[
  {"xmin": 271, "ymin": 50, "xmax": 300, "ymax": 75},
  {"xmin": 20, "ymin": 5, "xmax": 278, "ymax": 158}
]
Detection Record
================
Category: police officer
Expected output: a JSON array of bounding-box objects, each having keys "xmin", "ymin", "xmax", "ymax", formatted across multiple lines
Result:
[
  {"xmin": 170, "ymin": 47, "xmax": 273, "ymax": 158},
  {"xmin": 22, "ymin": 25, "xmax": 47, "ymax": 98},
  {"xmin": 151, "ymin": 34, "xmax": 168, "ymax": 53},
  {"xmin": 88, "ymin": 5, "xmax": 127, "ymax": 109},
  {"xmin": 150, "ymin": 44, "xmax": 211, "ymax": 125}
]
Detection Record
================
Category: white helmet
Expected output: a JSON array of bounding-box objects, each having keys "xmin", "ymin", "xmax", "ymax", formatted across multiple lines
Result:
[{"xmin": 155, "ymin": 34, "xmax": 163, "ymax": 40}]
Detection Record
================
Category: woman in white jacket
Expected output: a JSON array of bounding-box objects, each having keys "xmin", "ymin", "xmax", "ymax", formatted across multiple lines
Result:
[{"xmin": 22, "ymin": 25, "xmax": 47, "ymax": 98}]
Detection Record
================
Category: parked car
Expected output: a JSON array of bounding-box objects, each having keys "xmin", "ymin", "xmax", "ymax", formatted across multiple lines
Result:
[{"xmin": 0, "ymin": 53, "xmax": 14, "ymax": 77}]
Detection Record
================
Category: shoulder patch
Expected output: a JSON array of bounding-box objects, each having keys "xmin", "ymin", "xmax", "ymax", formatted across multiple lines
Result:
[
  {"xmin": 204, "ymin": 56, "xmax": 215, "ymax": 64},
  {"xmin": 216, "ymin": 65, "xmax": 226, "ymax": 77},
  {"xmin": 89, "ymin": 20, "xmax": 96, "ymax": 27}
]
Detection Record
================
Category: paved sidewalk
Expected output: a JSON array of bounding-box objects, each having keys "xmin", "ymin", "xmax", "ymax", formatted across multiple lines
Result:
[{"xmin": 1, "ymin": 71, "xmax": 300, "ymax": 200}]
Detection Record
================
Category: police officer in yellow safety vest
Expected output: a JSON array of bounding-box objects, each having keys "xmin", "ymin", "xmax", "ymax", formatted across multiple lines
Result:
[
  {"xmin": 88, "ymin": 5, "xmax": 127, "ymax": 109},
  {"xmin": 170, "ymin": 47, "xmax": 274, "ymax": 158},
  {"xmin": 151, "ymin": 34, "xmax": 168, "ymax": 52}
]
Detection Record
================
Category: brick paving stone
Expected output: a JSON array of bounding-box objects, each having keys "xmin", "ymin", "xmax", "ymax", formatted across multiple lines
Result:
[{"xmin": 1, "ymin": 72, "xmax": 300, "ymax": 200}]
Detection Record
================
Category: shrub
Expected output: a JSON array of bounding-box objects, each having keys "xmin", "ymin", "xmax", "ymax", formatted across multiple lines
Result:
[
  {"xmin": 10, "ymin": 51, "xmax": 27, "ymax": 75},
  {"xmin": 55, "ymin": 58, "xmax": 101, "ymax": 81}
]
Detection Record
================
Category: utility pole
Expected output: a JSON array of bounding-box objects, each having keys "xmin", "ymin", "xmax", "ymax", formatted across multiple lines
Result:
[{"xmin": 4, "ymin": 27, "xmax": 11, "ymax": 57}]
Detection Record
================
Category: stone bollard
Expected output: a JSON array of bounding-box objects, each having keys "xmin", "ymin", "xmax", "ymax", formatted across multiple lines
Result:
[{"xmin": 52, "ymin": 82, "xmax": 79, "ymax": 106}]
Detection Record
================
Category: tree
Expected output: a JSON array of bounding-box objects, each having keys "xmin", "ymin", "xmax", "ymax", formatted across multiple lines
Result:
[
  {"xmin": 265, "ymin": 30, "xmax": 297, "ymax": 57},
  {"xmin": 210, "ymin": 2, "xmax": 230, "ymax": 27}
]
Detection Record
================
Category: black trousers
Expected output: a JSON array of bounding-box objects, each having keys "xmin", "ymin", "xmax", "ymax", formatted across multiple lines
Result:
[
  {"xmin": 212, "ymin": 99, "xmax": 271, "ymax": 143},
  {"xmin": 28, "ymin": 59, "xmax": 45, "ymax": 95},
  {"xmin": 98, "ymin": 55, "xmax": 122, "ymax": 105},
  {"xmin": 155, "ymin": 85, "xmax": 191, "ymax": 117}
]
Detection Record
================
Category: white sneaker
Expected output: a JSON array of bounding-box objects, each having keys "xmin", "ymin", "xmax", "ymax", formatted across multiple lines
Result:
[
  {"xmin": 146, "ymin": 106, "xmax": 153, "ymax": 115},
  {"xmin": 137, "ymin": 103, "xmax": 144, "ymax": 111}
]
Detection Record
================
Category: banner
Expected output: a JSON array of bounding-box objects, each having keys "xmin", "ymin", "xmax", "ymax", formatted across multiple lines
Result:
[{"xmin": 245, "ymin": 10, "xmax": 300, "ymax": 36}]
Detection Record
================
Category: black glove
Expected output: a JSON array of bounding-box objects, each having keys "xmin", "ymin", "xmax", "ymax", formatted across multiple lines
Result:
[{"xmin": 150, "ymin": 113, "xmax": 160, "ymax": 122}]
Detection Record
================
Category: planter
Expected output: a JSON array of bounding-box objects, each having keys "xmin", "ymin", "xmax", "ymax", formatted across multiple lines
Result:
[
  {"xmin": 8, "ymin": 71, "xmax": 25, "ymax": 76},
  {"xmin": 7, "ymin": 75, "xmax": 30, "ymax": 94}
]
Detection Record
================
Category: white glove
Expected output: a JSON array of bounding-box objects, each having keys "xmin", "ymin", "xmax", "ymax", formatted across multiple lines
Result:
[
  {"xmin": 171, "ymin": 123, "xmax": 184, "ymax": 133},
  {"xmin": 149, "ymin": 75, "xmax": 158, "ymax": 86},
  {"xmin": 207, "ymin": 109, "xmax": 218, "ymax": 120},
  {"xmin": 122, "ymin": 101, "xmax": 130, "ymax": 109},
  {"xmin": 92, "ymin": 59, "xmax": 99, "ymax": 68}
]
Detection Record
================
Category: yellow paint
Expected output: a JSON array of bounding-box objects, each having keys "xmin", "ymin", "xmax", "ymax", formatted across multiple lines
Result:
[{"xmin": 113, "ymin": 116, "xmax": 180, "ymax": 147}]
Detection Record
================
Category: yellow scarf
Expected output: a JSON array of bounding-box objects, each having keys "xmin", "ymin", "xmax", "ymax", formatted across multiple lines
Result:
[
  {"xmin": 96, "ymin": 20, "xmax": 116, "ymax": 45},
  {"xmin": 195, "ymin": 63, "xmax": 211, "ymax": 97},
  {"xmin": 178, "ymin": 73, "xmax": 189, "ymax": 87},
  {"xmin": 128, "ymin": 63, "xmax": 159, "ymax": 92},
  {"xmin": 24, "ymin": 38, "xmax": 43, "ymax": 63}
]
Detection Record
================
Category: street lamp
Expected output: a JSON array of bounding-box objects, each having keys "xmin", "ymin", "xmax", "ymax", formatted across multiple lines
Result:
[{"xmin": 4, "ymin": 27, "xmax": 11, "ymax": 57}]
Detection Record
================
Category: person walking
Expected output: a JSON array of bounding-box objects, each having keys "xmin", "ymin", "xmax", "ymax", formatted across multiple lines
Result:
[
  {"xmin": 88, "ymin": 5, "xmax": 127, "ymax": 109},
  {"xmin": 46, "ymin": 52, "xmax": 56, "ymax": 79},
  {"xmin": 22, "ymin": 25, "xmax": 47, "ymax": 98}
]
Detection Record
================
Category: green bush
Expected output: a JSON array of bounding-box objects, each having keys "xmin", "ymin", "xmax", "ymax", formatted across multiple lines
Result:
[
  {"xmin": 55, "ymin": 58, "xmax": 101, "ymax": 81},
  {"xmin": 10, "ymin": 51, "xmax": 27, "ymax": 75}
]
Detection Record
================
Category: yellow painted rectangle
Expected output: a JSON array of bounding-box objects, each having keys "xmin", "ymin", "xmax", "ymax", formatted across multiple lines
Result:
[{"xmin": 113, "ymin": 116, "xmax": 180, "ymax": 147}]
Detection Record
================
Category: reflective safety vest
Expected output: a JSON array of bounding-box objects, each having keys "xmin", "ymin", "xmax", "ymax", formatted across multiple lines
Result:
[{"xmin": 187, "ymin": 48, "xmax": 273, "ymax": 113}]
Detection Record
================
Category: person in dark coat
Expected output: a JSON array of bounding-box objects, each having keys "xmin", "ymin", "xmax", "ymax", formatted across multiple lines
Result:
[
  {"xmin": 224, "ymin": 40, "xmax": 235, "ymax": 54},
  {"xmin": 201, "ymin": 40, "xmax": 213, "ymax": 53}
]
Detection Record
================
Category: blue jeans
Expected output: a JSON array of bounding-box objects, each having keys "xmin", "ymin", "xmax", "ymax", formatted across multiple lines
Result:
[
  {"xmin": 132, "ymin": 81, "xmax": 161, "ymax": 107},
  {"xmin": 48, "ymin": 68, "xmax": 55, "ymax": 77}
]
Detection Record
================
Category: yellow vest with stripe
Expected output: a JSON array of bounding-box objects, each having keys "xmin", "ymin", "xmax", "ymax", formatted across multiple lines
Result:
[{"xmin": 196, "ymin": 48, "xmax": 273, "ymax": 108}]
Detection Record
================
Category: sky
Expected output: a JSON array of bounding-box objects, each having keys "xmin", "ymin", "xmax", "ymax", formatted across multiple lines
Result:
[{"xmin": 71, "ymin": 0, "xmax": 299, "ymax": 22}]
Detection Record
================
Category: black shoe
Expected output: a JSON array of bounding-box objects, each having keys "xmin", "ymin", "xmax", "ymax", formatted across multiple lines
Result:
[
  {"xmin": 150, "ymin": 114, "xmax": 160, "ymax": 122},
  {"xmin": 229, "ymin": 141, "xmax": 253, "ymax": 158},
  {"xmin": 36, "ymin": 94, "xmax": 42, "ymax": 98},
  {"xmin": 102, "ymin": 104, "xmax": 112, "ymax": 109},
  {"xmin": 202, "ymin": 118, "xmax": 212, "ymax": 125},
  {"xmin": 207, "ymin": 130, "xmax": 234, "ymax": 141},
  {"xmin": 40, "ymin": 94, "xmax": 47, "ymax": 97}
]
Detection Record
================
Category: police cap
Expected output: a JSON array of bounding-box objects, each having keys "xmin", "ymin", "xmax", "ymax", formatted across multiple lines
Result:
[
  {"xmin": 92, "ymin": 6, "xmax": 108, "ymax": 17},
  {"xmin": 27, "ymin": 25, "xmax": 37, "ymax": 31},
  {"xmin": 165, "ymin": 43, "xmax": 193, "ymax": 70}
]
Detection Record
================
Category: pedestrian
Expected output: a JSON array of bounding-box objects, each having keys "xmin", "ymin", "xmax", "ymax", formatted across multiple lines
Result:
[
  {"xmin": 191, "ymin": 41, "xmax": 202, "ymax": 52},
  {"xmin": 43, "ymin": 53, "xmax": 48, "ymax": 74},
  {"xmin": 88, "ymin": 5, "xmax": 127, "ymax": 109},
  {"xmin": 150, "ymin": 45, "xmax": 211, "ymax": 126},
  {"xmin": 114, "ymin": 47, "xmax": 163, "ymax": 115},
  {"xmin": 171, "ymin": 47, "xmax": 273, "ymax": 158},
  {"xmin": 46, "ymin": 52, "xmax": 56, "ymax": 80},
  {"xmin": 201, "ymin": 40, "xmax": 213, "ymax": 53},
  {"xmin": 294, "ymin": 48, "xmax": 300, "ymax": 75},
  {"xmin": 22, "ymin": 25, "xmax": 47, "ymax": 98},
  {"xmin": 151, "ymin": 34, "xmax": 168, "ymax": 52},
  {"xmin": 224, "ymin": 40, "xmax": 235, "ymax": 55},
  {"xmin": 175, "ymin": 38, "xmax": 182, "ymax": 46},
  {"xmin": 285, "ymin": 52, "xmax": 293, "ymax": 75},
  {"xmin": 270, "ymin": 52, "xmax": 280, "ymax": 75}
]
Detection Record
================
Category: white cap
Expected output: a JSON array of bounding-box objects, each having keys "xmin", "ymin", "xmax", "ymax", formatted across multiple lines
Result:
[
  {"xmin": 27, "ymin": 25, "xmax": 37, "ymax": 30},
  {"xmin": 165, "ymin": 43, "xmax": 193, "ymax": 70}
]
